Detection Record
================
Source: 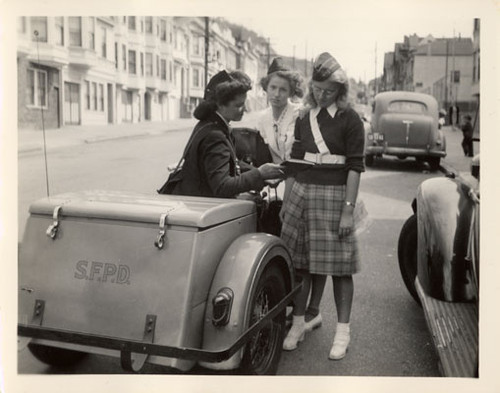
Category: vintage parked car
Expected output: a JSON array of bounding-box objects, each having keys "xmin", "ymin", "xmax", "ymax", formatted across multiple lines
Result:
[
  {"xmin": 366, "ymin": 91, "xmax": 446, "ymax": 170},
  {"xmin": 18, "ymin": 165, "xmax": 298, "ymax": 374},
  {"xmin": 397, "ymin": 156, "xmax": 479, "ymax": 377}
]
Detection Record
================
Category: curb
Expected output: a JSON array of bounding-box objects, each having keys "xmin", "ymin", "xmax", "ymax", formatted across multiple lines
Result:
[{"xmin": 19, "ymin": 125, "xmax": 194, "ymax": 154}]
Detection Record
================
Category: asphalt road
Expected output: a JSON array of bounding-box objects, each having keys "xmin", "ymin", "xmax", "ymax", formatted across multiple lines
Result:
[{"xmin": 16, "ymin": 125, "xmax": 457, "ymax": 378}]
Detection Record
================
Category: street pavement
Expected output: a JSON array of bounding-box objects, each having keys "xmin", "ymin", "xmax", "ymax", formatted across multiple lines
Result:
[{"xmin": 18, "ymin": 114, "xmax": 477, "ymax": 177}]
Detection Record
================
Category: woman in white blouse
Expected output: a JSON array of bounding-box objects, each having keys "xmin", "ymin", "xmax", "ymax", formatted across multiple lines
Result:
[{"xmin": 257, "ymin": 58, "xmax": 305, "ymax": 163}]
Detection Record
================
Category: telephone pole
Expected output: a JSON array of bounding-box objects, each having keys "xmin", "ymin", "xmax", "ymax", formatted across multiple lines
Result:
[{"xmin": 204, "ymin": 17, "xmax": 209, "ymax": 88}]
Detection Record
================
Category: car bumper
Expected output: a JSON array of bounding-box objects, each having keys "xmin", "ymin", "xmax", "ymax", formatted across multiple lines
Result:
[
  {"xmin": 18, "ymin": 283, "xmax": 300, "ymax": 372},
  {"xmin": 366, "ymin": 145, "xmax": 446, "ymax": 157}
]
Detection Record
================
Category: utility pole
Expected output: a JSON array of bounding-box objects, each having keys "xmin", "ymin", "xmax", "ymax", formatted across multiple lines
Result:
[
  {"xmin": 374, "ymin": 42, "xmax": 377, "ymax": 96},
  {"xmin": 304, "ymin": 40, "xmax": 308, "ymax": 77},
  {"xmin": 204, "ymin": 17, "xmax": 209, "ymax": 89},
  {"xmin": 444, "ymin": 39, "xmax": 449, "ymax": 112},
  {"xmin": 266, "ymin": 37, "xmax": 270, "ymax": 69}
]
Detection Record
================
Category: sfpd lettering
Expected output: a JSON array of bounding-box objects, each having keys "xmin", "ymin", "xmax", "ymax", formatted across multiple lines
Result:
[{"xmin": 74, "ymin": 260, "xmax": 131, "ymax": 285}]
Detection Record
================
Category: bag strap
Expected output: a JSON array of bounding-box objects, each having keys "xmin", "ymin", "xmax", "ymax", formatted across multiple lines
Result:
[
  {"xmin": 170, "ymin": 122, "xmax": 214, "ymax": 175},
  {"xmin": 308, "ymin": 107, "xmax": 332, "ymax": 155}
]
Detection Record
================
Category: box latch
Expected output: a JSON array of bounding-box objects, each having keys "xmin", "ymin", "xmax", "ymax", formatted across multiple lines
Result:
[
  {"xmin": 154, "ymin": 207, "xmax": 176, "ymax": 249},
  {"xmin": 46, "ymin": 205, "xmax": 63, "ymax": 240}
]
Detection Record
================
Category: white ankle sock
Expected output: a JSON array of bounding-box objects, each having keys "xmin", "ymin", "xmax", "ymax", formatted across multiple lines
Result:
[
  {"xmin": 336, "ymin": 322, "xmax": 350, "ymax": 333},
  {"xmin": 293, "ymin": 315, "xmax": 305, "ymax": 326}
]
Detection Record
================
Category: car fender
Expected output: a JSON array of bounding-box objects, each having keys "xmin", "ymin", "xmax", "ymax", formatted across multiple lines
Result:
[
  {"xmin": 199, "ymin": 233, "xmax": 293, "ymax": 370},
  {"xmin": 416, "ymin": 177, "xmax": 475, "ymax": 302}
]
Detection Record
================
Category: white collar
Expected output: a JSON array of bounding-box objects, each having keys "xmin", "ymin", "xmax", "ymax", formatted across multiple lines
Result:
[{"xmin": 310, "ymin": 103, "xmax": 337, "ymax": 120}]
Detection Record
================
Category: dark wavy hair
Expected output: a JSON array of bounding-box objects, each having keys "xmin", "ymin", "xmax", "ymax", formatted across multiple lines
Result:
[
  {"xmin": 194, "ymin": 70, "xmax": 252, "ymax": 120},
  {"xmin": 303, "ymin": 79, "xmax": 349, "ymax": 110},
  {"xmin": 260, "ymin": 70, "xmax": 305, "ymax": 98}
]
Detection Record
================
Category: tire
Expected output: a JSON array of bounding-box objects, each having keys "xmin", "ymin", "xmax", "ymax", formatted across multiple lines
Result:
[
  {"xmin": 239, "ymin": 264, "xmax": 286, "ymax": 375},
  {"xmin": 427, "ymin": 157, "xmax": 441, "ymax": 171},
  {"xmin": 28, "ymin": 343, "xmax": 88, "ymax": 367},
  {"xmin": 397, "ymin": 215, "xmax": 421, "ymax": 305},
  {"xmin": 365, "ymin": 155, "xmax": 374, "ymax": 167},
  {"xmin": 397, "ymin": 155, "xmax": 407, "ymax": 160}
]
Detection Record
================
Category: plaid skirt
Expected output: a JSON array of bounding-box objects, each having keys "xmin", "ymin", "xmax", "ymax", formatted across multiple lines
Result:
[{"xmin": 280, "ymin": 181, "xmax": 360, "ymax": 276}]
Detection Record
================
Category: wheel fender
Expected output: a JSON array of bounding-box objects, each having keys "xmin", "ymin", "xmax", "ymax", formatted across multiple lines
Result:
[
  {"xmin": 417, "ymin": 177, "xmax": 474, "ymax": 301},
  {"xmin": 199, "ymin": 233, "xmax": 293, "ymax": 370}
]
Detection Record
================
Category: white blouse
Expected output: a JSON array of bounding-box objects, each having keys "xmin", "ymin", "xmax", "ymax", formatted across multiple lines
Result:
[{"xmin": 256, "ymin": 102, "xmax": 300, "ymax": 163}]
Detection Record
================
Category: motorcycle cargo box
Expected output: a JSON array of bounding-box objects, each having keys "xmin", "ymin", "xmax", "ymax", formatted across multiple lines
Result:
[{"xmin": 19, "ymin": 190, "xmax": 256, "ymax": 370}]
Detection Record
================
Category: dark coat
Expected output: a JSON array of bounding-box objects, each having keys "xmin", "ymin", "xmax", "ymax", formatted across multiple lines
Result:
[{"xmin": 177, "ymin": 113, "xmax": 265, "ymax": 198}]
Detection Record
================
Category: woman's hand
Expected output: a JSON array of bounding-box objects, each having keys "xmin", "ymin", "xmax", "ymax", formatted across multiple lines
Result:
[
  {"xmin": 338, "ymin": 205, "xmax": 355, "ymax": 238},
  {"xmin": 258, "ymin": 163, "xmax": 285, "ymax": 180}
]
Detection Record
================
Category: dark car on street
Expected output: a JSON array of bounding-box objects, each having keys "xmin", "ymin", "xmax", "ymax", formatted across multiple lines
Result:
[{"xmin": 366, "ymin": 91, "xmax": 446, "ymax": 170}]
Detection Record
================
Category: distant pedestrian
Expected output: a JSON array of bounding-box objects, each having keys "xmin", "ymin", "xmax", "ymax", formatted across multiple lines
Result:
[
  {"xmin": 438, "ymin": 109, "xmax": 446, "ymax": 129},
  {"xmin": 461, "ymin": 115, "xmax": 474, "ymax": 157}
]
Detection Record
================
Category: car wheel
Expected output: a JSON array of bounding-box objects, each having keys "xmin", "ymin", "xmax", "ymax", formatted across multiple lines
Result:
[
  {"xmin": 240, "ymin": 264, "xmax": 286, "ymax": 375},
  {"xmin": 28, "ymin": 343, "xmax": 88, "ymax": 367},
  {"xmin": 427, "ymin": 157, "xmax": 441, "ymax": 171},
  {"xmin": 397, "ymin": 155, "xmax": 407, "ymax": 160},
  {"xmin": 397, "ymin": 215, "xmax": 421, "ymax": 305},
  {"xmin": 365, "ymin": 155, "xmax": 374, "ymax": 167}
]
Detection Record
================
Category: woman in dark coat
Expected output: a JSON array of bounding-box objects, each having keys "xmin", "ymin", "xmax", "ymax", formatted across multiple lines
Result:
[{"xmin": 172, "ymin": 70, "xmax": 284, "ymax": 198}]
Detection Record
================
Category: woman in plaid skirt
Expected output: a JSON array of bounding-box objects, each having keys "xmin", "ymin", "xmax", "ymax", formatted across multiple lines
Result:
[{"xmin": 281, "ymin": 52, "xmax": 365, "ymax": 360}]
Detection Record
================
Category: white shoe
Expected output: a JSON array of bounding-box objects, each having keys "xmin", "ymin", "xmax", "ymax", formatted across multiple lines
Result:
[
  {"xmin": 329, "ymin": 326, "xmax": 350, "ymax": 360},
  {"xmin": 305, "ymin": 313, "xmax": 322, "ymax": 332},
  {"xmin": 283, "ymin": 323, "xmax": 306, "ymax": 351}
]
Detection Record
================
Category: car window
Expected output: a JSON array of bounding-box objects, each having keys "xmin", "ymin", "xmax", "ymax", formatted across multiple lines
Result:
[{"xmin": 387, "ymin": 100, "xmax": 427, "ymax": 114}]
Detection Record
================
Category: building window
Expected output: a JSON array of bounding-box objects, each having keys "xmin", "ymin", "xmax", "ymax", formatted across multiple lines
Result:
[
  {"xmin": 160, "ymin": 19, "xmax": 166, "ymax": 41},
  {"xmin": 91, "ymin": 82, "xmax": 97, "ymax": 110},
  {"xmin": 68, "ymin": 17, "xmax": 81, "ymax": 47},
  {"xmin": 128, "ymin": 50, "xmax": 136, "ymax": 74},
  {"xmin": 30, "ymin": 17, "xmax": 47, "ymax": 42},
  {"xmin": 169, "ymin": 61, "xmax": 173, "ymax": 83},
  {"xmin": 99, "ymin": 84, "xmax": 104, "ymax": 111},
  {"xmin": 100, "ymin": 26, "xmax": 107, "ymax": 58},
  {"xmin": 451, "ymin": 70, "xmax": 460, "ymax": 84},
  {"xmin": 55, "ymin": 17, "xmax": 64, "ymax": 46},
  {"xmin": 156, "ymin": 55, "xmax": 159, "ymax": 77},
  {"xmin": 27, "ymin": 68, "xmax": 48, "ymax": 108},
  {"xmin": 415, "ymin": 82, "xmax": 423, "ymax": 88},
  {"xmin": 122, "ymin": 44, "xmax": 126, "ymax": 70},
  {"xmin": 87, "ymin": 17, "xmax": 95, "ymax": 49},
  {"xmin": 115, "ymin": 42, "xmax": 118, "ymax": 69},
  {"xmin": 140, "ymin": 52, "xmax": 144, "ymax": 76},
  {"xmin": 193, "ymin": 36, "xmax": 201, "ymax": 56},
  {"xmin": 85, "ymin": 80, "xmax": 90, "ymax": 109},
  {"xmin": 161, "ymin": 59, "xmax": 166, "ymax": 80},
  {"xmin": 145, "ymin": 17, "xmax": 153, "ymax": 34},
  {"xmin": 128, "ymin": 16, "xmax": 136, "ymax": 30},
  {"xmin": 18, "ymin": 17, "xmax": 26, "ymax": 34},
  {"xmin": 192, "ymin": 69, "xmax": 200, "ymax": 87},
  {"xmin": 146, "ymin": 53, "xmax": 153, "ymax": 76}
]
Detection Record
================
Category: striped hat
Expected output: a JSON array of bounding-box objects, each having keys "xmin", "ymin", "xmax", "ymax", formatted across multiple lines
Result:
[{"xmin": 312, "ymin": 52, "xmax": 347, "ymax": 84}]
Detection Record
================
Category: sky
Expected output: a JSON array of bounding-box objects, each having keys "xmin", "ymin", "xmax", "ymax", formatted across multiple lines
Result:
[{"xmin": 226, "ymin": 16, "xmax": 475, "ymax": 83}]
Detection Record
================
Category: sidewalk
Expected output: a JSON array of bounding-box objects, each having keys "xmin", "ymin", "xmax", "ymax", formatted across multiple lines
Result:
[
  {"xmin": 17, "ymin": 111, "xmax": 263, "ymax": 155},
  {"xmin": 18, "ymin": 118, "xmax": 198, "ymax": 155},
  {"xmin": 439, "ymin": 125, "xmax": 479, "ymax": 175}
]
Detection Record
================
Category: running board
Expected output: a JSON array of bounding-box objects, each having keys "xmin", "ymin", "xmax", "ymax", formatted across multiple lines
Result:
[{"xmin": 416, "ymin": 278, "xmax": 478, "ymax": 377}]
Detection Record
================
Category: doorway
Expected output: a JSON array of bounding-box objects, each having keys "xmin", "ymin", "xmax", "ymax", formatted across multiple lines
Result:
[{"xmin": 64, "ymin": 82, "xmax": 80, "ymax": 125}]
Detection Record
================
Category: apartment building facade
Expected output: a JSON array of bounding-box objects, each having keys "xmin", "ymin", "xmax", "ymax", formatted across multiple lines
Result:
[
  {"xmin": 17, "ymin": 16, "xmax": 269, "ymax": 130},
  {"xmin": 381, "ymin": 31, "xmax": 475, "ymax": 114}
]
